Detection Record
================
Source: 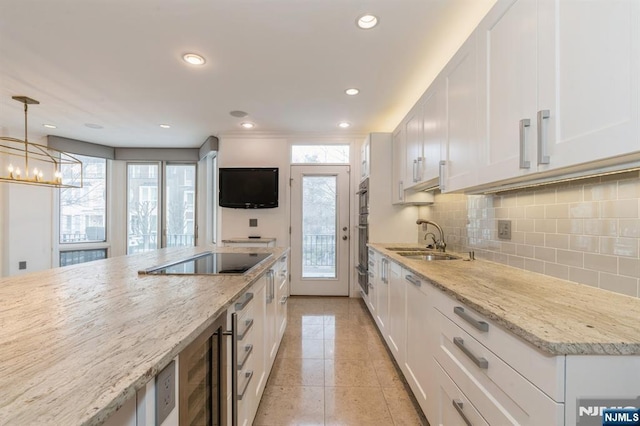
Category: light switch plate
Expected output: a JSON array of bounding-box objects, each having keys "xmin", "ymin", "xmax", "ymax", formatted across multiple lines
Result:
[
  {"xmin": 156, "ymin": 360, "xmax": 175, "ymax": 425},
  {"xmin": 498, "ymin": 220, "xmax": 512, "ymax": 240},
  {"xmin": 18, "ymin": 261, "xmax": 27, "ymax": 270}
]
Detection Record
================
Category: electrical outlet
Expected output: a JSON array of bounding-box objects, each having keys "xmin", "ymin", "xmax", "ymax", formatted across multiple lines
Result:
[
  {"xmin": 18, "ymin": 261, "xmax": 27, "ymax": 270},
  {"xmin": 156, "ymin": 360, "xmax": 175, "ymax": 424},
  {"xmin": 498, "ymin": 220, "xmax": 512, "ymax": 240},
  {"xmin": 249, "ymin": 218, "xmax": 258, "ymax": 227}
]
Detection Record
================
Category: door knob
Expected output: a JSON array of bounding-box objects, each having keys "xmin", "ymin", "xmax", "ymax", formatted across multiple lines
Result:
[
  {"xmin": 342, "ymin": 235, "xmax": 348, "ymax": 240},
  {"xmin": 342, "ymin": 227, "xmax": 347, "ymax": 231}
]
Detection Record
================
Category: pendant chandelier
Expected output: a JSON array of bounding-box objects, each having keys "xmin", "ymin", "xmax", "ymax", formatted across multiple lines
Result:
[{"xmin": 0, "ymin": 96, "xmax": 83, "ymax": 188}]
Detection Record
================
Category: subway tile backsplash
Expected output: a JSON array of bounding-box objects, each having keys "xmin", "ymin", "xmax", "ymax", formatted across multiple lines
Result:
[{"xmin": 419, "ymin": 172, "xmax": 640, "ymax": 298}]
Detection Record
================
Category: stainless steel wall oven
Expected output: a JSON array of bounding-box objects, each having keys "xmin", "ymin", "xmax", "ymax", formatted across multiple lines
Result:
[{"xmin": 356, "ymin": 178, "xmax": 369, "ymax": 294}]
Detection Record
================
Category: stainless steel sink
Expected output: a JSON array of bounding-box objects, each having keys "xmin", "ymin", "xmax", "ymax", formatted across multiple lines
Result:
[
  {"xmin": 399, "ymin": 252, "xmax": 460, "ymax": 261},
  {"xmin": 385, "ymin": 247, "xmax": 432, "ymax": 252}
]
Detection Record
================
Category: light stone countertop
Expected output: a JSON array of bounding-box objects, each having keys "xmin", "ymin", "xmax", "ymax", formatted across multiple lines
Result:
[
  {"xmin": 369, "ymin": 243, "xmax": 640, "ymax": 356},
  {"xmin": 0, "ymin": 246, "xmax": 288, "ymax": 426}
]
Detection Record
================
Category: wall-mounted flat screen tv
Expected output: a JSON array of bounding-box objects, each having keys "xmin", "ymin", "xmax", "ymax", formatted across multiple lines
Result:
[{"xmin": 218, "ymin": 167, "xmax": 279, "ymax": 209}]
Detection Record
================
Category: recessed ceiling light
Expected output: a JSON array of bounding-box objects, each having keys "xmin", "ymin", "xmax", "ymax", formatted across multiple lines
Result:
[
  {"xmin": 241, "ymin": 122, "xmax": 255, "ymax": 129},
  {"xmin": 345, "ymin": 88, "xmax": 360, "ymax": 96},
  {"xmin": 159, "ymin": 124, "xmax": 171, "ymax": 129},
  {"xmin": 356, "ymin": 14, "xmax": 378, "ymax": 29},
  {"xmin": 85, "ymin": 123, "xmax": 104, "ymax": 129},
  {"xmin": 338, "ymin": 122, "xmax": 351, "ymax": 128},
  {"xmin": 230, "ymin": 110, "xmax": 248, "ymax": 118},
  {"xmin": 43, "ymin": 124, "xmax": 57, "ymax": 129},
  {"xmin": 183, "ymin": 53, "xmax": 206, "ymax": 65}
]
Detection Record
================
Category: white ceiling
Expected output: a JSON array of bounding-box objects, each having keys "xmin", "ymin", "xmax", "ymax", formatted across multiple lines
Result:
[{"xmin": 0, "ymin": 0, "xmax": 494, "ymax": 148}]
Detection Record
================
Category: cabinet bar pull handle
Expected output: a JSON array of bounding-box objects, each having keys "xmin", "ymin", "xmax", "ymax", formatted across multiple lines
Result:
[
  {"xmin": 452, "ymin": 399, "xmax": 473, "ymax": 426},
  {"xmin": 225, "ymin": 313, "xmax": 239, "ymax": 426},
  {"xmin": 439, "ymin": 160, "xmax": 446, "ymax": 191},
  {"xmin": 537, "ymin": 109, "xmax": 550, "ymax": 165},
  {"xmin": 404, "ymin": 274, "xmax": 421, "ymax": 287},
  {"xmin": 237, "ymin": 370, "xmax": 253, "ymax": 400},
  {"xmin": 454, "ymin": 337, "xmax": 489, "ymax": 369},
  {"xmin": 237, "ymin": 344, "xmax": 253, "ymax": 370},
  {"xmin": 519, "ymin": 118, "xmax": 531, "ymax": 169},
  {"xmin": 417, "ymin": 157, "xmax": 424, "ymax": 181},
  {"xmin": 453, "ymin": 306, "xmax": 489, "ymax": 332},
  {"xmin": 398, "ymin": 181, "xmax": 403, "ymax": 201},
  {"xmin": 280, "ymin": 295, "xmax": 288, "ymax": 305},
  {"xmin": 413, "ymin": 159, "xmax": 418, "ymax": 182},
  {"xmin": 237, "ymin": 318, "xmax": 254, "ymax": 341},
  {"xmin": 234, "ymin": 292, "xmax": 254, "ymax": 311}
]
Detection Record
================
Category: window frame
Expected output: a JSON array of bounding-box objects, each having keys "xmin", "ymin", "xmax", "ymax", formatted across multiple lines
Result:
[{"xmin": 55, "ymin": 154, "xmax": 110, "ymax": 267}]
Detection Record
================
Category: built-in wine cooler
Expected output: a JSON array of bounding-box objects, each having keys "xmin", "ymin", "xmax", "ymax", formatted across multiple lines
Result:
[{"xmin": 179, "ymin": 313, "xmax": 228, "ymax": 426}]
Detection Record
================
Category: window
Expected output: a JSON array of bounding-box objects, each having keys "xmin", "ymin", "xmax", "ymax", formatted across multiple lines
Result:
[
  {"xmin": 60, "ymin": 249, "xmax": 107, "ymax": 267},
  {"xmin": 59, "ymin": 155, "xmax": 107, "ymax": 244},
  {"xmin": 291, "ymin": 145, "xmax": 350, "ymax": 164},
  {"xmin": 127, "ymin": 162, "xmax": 197, "ymax": 254},
  {"xmin": 127, "ymin": 164, "xmax": 160, "ymax": 254}
]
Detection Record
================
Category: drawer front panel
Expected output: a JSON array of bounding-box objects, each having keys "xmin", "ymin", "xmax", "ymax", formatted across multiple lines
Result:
[
  {"xmin": 430, "ymin": 287, "xmax": 564, "ymax": 401},
  {"xmin": 434, "ymin": 309, "xmax": 565, "ymax": 425},
  {"xmin": 435, "ymin": 360, "xmax": 489, "ymax": 426}
]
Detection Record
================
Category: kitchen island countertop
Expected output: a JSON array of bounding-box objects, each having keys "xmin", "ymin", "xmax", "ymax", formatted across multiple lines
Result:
[
  {"xmin": 369, "ymin": 243, "xmax": 640, "ymax": 356},
  {"xmin": 0, "ymin": 246, "xmax": 288, "ymax": 426}
]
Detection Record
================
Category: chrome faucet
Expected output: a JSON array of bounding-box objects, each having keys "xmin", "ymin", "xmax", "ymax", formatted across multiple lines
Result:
[{"xmin": 416, "ymin": 219, "xmax": 446, "ymax": 252}]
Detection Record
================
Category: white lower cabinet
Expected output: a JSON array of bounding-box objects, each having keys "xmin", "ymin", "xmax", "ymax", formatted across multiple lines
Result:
[
  {"xmin": 363, "ymin": 249, "xmax": 377, "ymax": 316},
  {"xmin": 403, "ymin": 271, "xmax": 436, "ymax": 417},
  {"xmin": 376, "ymin": 258, "xmax": 390, "ymax": 333},
  {"xmin": 386, "ymin": 261, "xmax": 406, "ymax": 363},
  {"xmin": 275, "ymin": 254, "xmax": 289, "ymax": 344},
  {"xmin": 432, "ymin": 308, "xmax": 563, "ymax": 425}
]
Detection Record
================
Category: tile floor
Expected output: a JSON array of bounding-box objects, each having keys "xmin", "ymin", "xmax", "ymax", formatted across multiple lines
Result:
[{"xmin": 254, "ymin": 296, "xmax": 428, "ymax": 426}]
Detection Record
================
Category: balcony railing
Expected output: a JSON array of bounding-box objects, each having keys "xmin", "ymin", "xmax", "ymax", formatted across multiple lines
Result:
[
  {"xmin": 128, "ymin": 233, "xmax": 194, "ymax": 254},
  {"xmin": 302, "ymin": 233, "xmax": 336, "ymax": 278}
]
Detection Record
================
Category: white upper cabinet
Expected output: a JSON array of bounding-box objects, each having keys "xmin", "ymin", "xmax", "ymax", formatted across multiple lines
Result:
[
  {"xmin": 538, "ymin": 0, "xmax": 640, "ymax": 170},
  {"xmin": 405, "ymin": 107, "xmax": 423, "ymax": 188},
  {"xmin": 442, "ymin": 32, "xmax": 480, "ymax": 192},
  {"xmin": 476, "ymin": 0, "xmax": 538, "ymax": 185},
  {"xmin": 360, "ymin": 136, "xmax": 370, "ymax": 181},
  {"xmin": 403, "ymin": 84, "xmax": 445, "ymax": 191},
  {"xmin": 421, "ymin": 82, "xmax": 446, "ymax": 189},
  {"xmin": 392, "ymin": 127, "xmax": 406, "ymax": 204},
  {"xmin": 476, "ymin": 0, "xmax": 640, "ymax": 187}
]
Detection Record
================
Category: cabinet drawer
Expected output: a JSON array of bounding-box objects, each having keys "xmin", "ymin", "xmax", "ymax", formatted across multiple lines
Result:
[
  {"xmin": 434, "ymin": 309, "xmax": 564, "ymax": 425},
  {"xmin": 431, "ymin": 288, "xmax": 564, "ymax": 401},
  {"xmin": 434, "ymin": 360, "xmax": 489, "ymax": 426}
]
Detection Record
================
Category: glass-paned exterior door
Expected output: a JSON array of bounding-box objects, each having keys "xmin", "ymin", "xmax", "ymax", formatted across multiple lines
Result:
[{"xmin": 291, "ymin": 165, "xmax": 350, "ymax": 296}]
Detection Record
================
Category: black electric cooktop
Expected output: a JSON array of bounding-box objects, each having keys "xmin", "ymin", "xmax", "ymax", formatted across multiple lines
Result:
[{"xmin": 140, "ymin": 252, "xmax": 272, "ymax": 275}]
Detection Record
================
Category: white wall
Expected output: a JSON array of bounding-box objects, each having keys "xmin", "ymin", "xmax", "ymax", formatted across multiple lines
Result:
[
  {"xmin": 217, "ymin": 137, "xmax": 291, "ymax": 247},
  {"xmin": 2, "ymin": 183, "xmax": 54, "ymax": 275}
]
